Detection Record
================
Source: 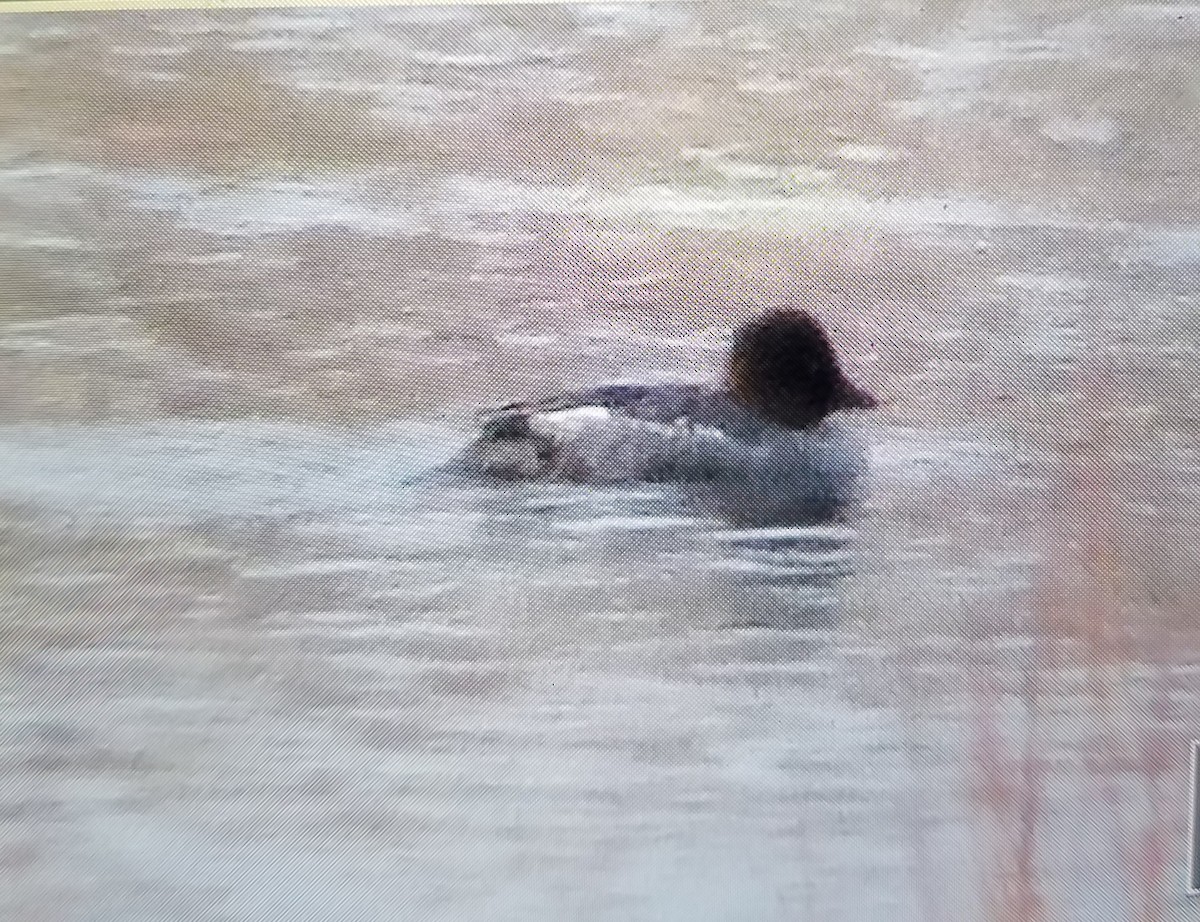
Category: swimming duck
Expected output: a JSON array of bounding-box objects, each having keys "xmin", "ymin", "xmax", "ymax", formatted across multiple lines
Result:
[{"xmin": 456, "ymin": 309, "xmax": 880, "ymax": 493}]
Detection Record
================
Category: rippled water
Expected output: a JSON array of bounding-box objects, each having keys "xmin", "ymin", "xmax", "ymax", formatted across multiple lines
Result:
[{"xmin": 2, "ymin": 3, "xmax": 1199, "ymax": 920}]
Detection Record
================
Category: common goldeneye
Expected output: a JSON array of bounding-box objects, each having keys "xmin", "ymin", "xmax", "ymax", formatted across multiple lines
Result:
[{"xmin": 456, "ymin": 309, "xmax": 880, "ymax": 495}]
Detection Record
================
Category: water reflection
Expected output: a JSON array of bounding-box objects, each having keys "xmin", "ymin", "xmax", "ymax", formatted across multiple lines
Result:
[
  {"xmin": 679, "ymin": 474, "xmax": 866, "ymax": 528},
  {"xmin": 701, "ymin": 524, "xmax": 858, "ymax": 631},
  {"xmin": 433, "ymin": 464, "xmax": 866, "ymax": 639}
]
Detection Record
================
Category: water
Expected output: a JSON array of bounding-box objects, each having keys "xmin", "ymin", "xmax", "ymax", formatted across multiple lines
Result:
[{"xmin": 1, "ymin": 3, "xmax": 1199, "ymax": 920}]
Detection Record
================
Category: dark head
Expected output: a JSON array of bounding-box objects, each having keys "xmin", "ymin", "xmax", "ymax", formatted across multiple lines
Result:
[{"xmin": 725, "ymin": 309, "xmax": 879, "ymax": 429}]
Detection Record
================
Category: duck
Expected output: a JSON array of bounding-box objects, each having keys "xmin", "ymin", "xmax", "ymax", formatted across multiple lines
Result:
[{"xmin": 454, "ymin": 309, "xmax": 880, "ymax": 497}]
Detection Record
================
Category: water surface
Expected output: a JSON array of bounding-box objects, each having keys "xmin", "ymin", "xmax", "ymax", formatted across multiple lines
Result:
[{"xmin": 1, "ymin": 3, "xmax": 1199, "ymax": 920}]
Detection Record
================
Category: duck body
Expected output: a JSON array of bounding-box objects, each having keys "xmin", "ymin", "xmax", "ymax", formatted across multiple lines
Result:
[
  {"xmin": 453, "ymin": 310, "xmax": 879, "ymax": 504},
  {"xmin": 455, "ymin": 381, "xmax": 870, "ymax": 497}
]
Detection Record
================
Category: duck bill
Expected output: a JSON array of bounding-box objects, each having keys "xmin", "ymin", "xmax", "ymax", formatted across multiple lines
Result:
[{"xmin": 837, "ymin": 378, "xmax": 880, "ymax": 411}]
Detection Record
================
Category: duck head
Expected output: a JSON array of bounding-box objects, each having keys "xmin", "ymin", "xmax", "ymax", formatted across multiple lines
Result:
[{"xmin": 725, "ymin": 309, "xmax": 879, "ymax": 429}]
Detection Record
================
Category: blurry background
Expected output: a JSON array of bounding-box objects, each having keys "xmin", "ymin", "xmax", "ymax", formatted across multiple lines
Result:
[{"xmin": 1, "ymin": 3, "xmax": 1199, "ymax": 920}]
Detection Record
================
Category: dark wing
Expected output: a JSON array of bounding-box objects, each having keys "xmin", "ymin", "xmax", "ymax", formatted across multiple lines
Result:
[
  {"xmin": 478, "ymin": 382, "xmax": 714, "ymax": 435},
  {"xmin": 475, "ymin": 382, "xmax": 777, "ymax": 448},
  {"xmin": 496, "ymin": 383, "xmax": 656, "ymax": 415}
]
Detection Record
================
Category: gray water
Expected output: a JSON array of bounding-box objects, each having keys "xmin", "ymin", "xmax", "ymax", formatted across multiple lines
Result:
[{"xmin": 2, "ymin": 4, "xmax": 1200, "ymax": 920}]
